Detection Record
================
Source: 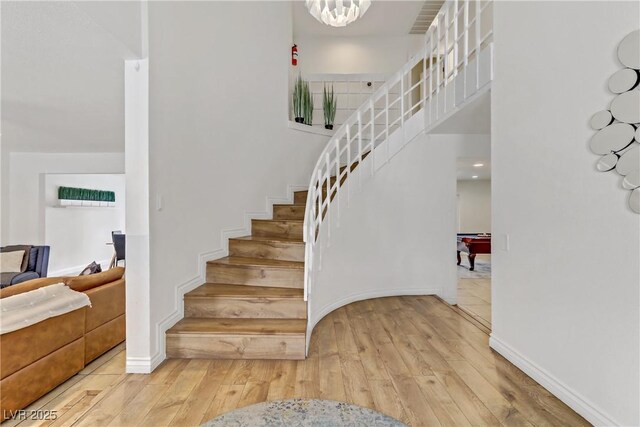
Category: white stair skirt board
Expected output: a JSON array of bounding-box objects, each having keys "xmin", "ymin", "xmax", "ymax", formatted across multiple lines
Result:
[{"xmin": 489, "ymin": 335, "xmax": 620, "ymax": 427}]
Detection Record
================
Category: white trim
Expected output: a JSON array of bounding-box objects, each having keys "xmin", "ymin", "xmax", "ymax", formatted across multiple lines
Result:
[
  {"xmin": 287, "ymin": 121, "xmax": 334, "ymax": 137},
  {"xmin": 305, "ymin": 287, "xmax": 442, "ymax": 354},
  {"xmin": 136, "ymin": 184, "xmax": 307, "ymax": 372},
  {"xmin": 489, "ymin": 334, "xmax": 621, "ymax": 427},
  {"xmin": 48, "ymin": 258, "xmax": 112, "ymax": 277},
  {"xmin": 125, "ymin": 353, "xmax": 164, "ymax": 374}
]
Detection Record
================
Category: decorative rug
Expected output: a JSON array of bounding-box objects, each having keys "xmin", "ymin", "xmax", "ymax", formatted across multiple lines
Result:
[
  {"xmin": 457, "ymin": 256, "xmax": 491, "ymax": 279},
  {"xmin": 202, "ymin": 399, "xmax": 407, "ymax": 427}
]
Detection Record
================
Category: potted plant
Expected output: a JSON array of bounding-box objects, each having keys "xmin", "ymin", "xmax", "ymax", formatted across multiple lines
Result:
[
  {"xmin": 323, "ymin": 84, "xmax": 337, "ymax": 130},
  {"xmin": 293, "ymin": 75, "xmax": 305, "ymax": 123},
  {"xmin": 303, "ymin": 81, "xmax": 313, "ymax": 126}
]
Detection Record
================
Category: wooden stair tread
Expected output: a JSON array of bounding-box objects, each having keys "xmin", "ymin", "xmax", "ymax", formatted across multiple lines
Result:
[
  {"xmin": 186, "ymin": 283, "xmax": 303, "ymax": 299},
  {"xmin": 207, "ymin": 256, "xmax": 303, "ymax": 269},
  {"xmin": 230, "ymin": 235, "xmax": 303, "ymax": 244},
  {"xmin": 167, "ymin": 318, "xmax": 306, "ymax": 335},
  {"xmin": 253, "ymin": 219, "xmax": 303, "ymax": 224}
]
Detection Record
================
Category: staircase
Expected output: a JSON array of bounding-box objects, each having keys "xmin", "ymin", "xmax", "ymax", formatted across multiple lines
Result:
[{"xmin": 166, "ymin": 190, "xmax": 309, "ymax": 360}]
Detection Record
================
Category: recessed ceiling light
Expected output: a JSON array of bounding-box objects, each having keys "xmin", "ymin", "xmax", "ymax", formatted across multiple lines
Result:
[
  {"xmin": 472, "ymin": 175, "xmax": 478, "ymax": 179},
  {"xmin": 473, "ymin": 163, "xmax": 484, "ymax": 167}
]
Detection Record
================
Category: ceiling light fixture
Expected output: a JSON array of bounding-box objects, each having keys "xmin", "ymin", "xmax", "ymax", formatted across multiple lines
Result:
[
  {"xmin": 306, "ymin": 0, "xmax": 372, "ymax": 27},
  {"xmin": 472, "ymin": 175, "xmax": 479, "ymax": 179},
  {"xmin": 473, "ymin": 163, "xmax": 484, "ymax": 167}
]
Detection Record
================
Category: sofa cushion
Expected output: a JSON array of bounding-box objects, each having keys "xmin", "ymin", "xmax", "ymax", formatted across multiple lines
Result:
[
  {"xmin": 64, "ymin": 267, "xmax": 124, "ymax": 292},
  {"xmin": 1, "ymin": 246, "xmax": 31, "ymax": 272},
  {"xmin": 27, "ymin": 248, "xmax": 38, "ymax": 272},
  {"xmin": 0, "ymin": 338, "xmax": 85, "ymax": 418},
  {"xmin": 0, "ymin": 308, "xmax": 85, "ymax": 380},
  {"xmin": 0, "ymin": 251, "xmax": 26, "ymax": 274},
  {"xmin": 0, "ymin": 273, "xmax": 19, "ymax": 288}
]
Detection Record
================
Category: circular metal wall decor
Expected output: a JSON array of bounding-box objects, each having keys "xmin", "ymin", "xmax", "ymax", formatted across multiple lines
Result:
[{"xmin": 589, "ymin": 29, "xmax": 640, "ymax": 214}]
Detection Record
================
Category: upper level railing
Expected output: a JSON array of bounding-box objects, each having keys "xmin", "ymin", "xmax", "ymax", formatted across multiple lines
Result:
[{"xmin": 302, "ymin": 0, "xmax": 494, "ymax": 301}]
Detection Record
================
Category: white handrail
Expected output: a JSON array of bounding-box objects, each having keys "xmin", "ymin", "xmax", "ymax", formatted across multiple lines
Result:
[{"xmin": 302, "ymin": 0, "xmax": 493, "ymax": 302}]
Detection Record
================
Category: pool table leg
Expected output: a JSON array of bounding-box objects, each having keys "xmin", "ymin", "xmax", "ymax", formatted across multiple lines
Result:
[
  {"xmin": 468, "ymin": 253, "xmax": 476, "ymax": 271},
  {"xmin": 457, "ymin": 251, "xmax": 461, "ymax": 265}
]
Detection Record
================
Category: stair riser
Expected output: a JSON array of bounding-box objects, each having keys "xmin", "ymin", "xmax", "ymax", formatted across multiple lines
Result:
[
  {"xmin": 206, "ymin": 264, "xmax": 303, "ymax": 289},
  {"xmin": 166, "ymin": 335, "xmax": 305, "ymax": 360},
  {"xmin": 184, "ymin": 297, "xmax": 306, "ymax": 319},
  {"xmin": 229, "ymin": 239, "xmax": 304, "ymax": 262},
  {"xmin": 252, "ymin": 220, "xmax": 303, "ymax": 239},
  {"xmin": 293, "ymin": 191, "xmax": 308, "ymax": 204},
  {"xmin": 273, "ymin": 205, "xmax": 305, "ymax": 220}
]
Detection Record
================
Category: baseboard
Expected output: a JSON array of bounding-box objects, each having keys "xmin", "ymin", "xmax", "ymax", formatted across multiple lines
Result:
[
  {"xmin": 125, "ymin": 352, "xmax": 164, "ymax": 374},
  {"xmin": 489, "ymin": 334, "xmax": 621, "ymax": 427},
  {"xmin": 137, "ymin": 184, "xmax": 308, "ymax": 373},
  {"xmin": 305, "ymin": 287, "xmax": 441, "ymax": 355},
  {"xmin": 49, "ymin": 258, "xmax": 112, "ymax": 277}
]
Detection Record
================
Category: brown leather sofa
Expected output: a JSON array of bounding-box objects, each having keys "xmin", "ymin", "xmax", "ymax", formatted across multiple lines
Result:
[{"xmin": 0, "ymin": 267, "xmax": 125, "ymax": 420}]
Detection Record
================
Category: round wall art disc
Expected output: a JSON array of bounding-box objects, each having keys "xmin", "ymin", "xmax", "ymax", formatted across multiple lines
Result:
[
  {"xmin": 616, "ymin": 144, "xmax": 640, "ymax": 176},
  {"xmin": 629, "ymin": 188, "xmax": 640, "ymax": 214},
  {"xmin": 589, "ymin": 122, "xmax": 635, "ymax": 154},
  {"xmin": 589, "ymin": 110, "xmax": 613, "ymax": 130},
  {"xmin": 623, "ymin": 169, "xmax": 640, "ymax": 189},
  {"xmin": 608, "ymin": 68, "xmax": 639, "ymax": 93},
  {"xmin": 610, "ymin": 90, "xmax": 640, "ymax": 124},
  {"xmin": 618, "ymin": 30, "xmax": 640, "ymax": 69},
  {"xmin": 597, "ymin": 153, "xmax": 619, "ymax": 171}
]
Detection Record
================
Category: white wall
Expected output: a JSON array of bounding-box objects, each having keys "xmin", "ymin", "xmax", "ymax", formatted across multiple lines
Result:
[
  {"xmin": 295, "ymin": 35, "xmax": 423, "ymax": 76},
  {"xmin": 145, "ymin": 2, "xmax": 329, "ymax": 370},
  {"xmin": 309, "ymin": 131, "xmax": 457, "ymax": 336},
  {"xmin": 491, "ymin": 2, "xmax": 639, "ymax": 425},
  {"xmin": 43, "ymin": 173, "xmax": 125, "ymax": 276},
  {"xmin": 457, "ymin": 180, "xmax": 491, "ymax": 233},
  {"xmin": 2, "ymin": 152, "xmax": 125, "ymax": 245}
]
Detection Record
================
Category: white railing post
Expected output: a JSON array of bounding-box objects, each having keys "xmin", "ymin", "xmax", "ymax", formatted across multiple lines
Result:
[
  {"xmin": 475, "ymin": 0, "xmax": 481, "ymax": 89},
  {"xmin": 422, "ymin": 41, "xmax": 428, "ymax": 109},
  {"xmin": 453, "ymin": 0, "xmax": 459, "ymax": 78},
  {"xmin": 400, "ymin": 73, "xmax": 405, "ymax": 127},
  {"xmin": 324, "ymin": 152, "xmax": 331, "ymax": 243}
]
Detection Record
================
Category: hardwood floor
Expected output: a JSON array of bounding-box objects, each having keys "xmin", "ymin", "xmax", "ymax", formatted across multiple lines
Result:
[
  {"xmin": 458, "ymin": 278, "xmax": 492, "ymax": 329},
  {"xmin": 4, "ymin": 296, "xmax": 588, "ymax": 427}
]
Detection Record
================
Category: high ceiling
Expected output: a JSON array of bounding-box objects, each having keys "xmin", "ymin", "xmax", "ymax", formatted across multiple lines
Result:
[
  {"xmin": 293, "ymin": 1, "xmax": 427, "ymax": 37},
  {"xmin": 1, "ymin": 1, "xmax": 141, "ymax": 153}
]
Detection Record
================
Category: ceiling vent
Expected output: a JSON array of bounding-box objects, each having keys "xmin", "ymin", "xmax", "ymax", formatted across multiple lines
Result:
[{"xmin": 409, "ymin": 1, "xmax": 445, "ymax": 34}]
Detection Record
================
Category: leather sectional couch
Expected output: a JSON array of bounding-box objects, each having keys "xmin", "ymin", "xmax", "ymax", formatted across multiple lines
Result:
[{"xmin": 0, "ymin": 267, "xmax": 126, "ymax": 420}]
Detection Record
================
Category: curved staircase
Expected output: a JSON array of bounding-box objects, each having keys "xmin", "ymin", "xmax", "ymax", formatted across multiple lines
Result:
[
  {"xmin": 166, "ymin": 0, "xmax": 493, "ymax": 361},
  {"xmin": 166, "ymin": 190, "xmax": 309, "ymax": 360}
]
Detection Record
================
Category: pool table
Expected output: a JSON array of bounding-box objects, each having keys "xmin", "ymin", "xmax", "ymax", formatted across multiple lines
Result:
[{"xmin": 457, "ymin": 233, "xmax": 491, "ymax": 271}]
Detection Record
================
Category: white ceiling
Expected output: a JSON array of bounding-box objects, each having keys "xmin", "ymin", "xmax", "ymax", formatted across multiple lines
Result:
[
  {"xmin": 293, "ymin": 1, "xmax": 426, "ymax": 37},
  {"xmin": 457, "ymin": 156, "xmax": 491, "ymax": 181},
  {"xmin": 426, "ymin": 91, "xmax": 491, "ymax": 180},
  {"xmin": 1, "ymin": 1, "xmax": 141, "ymax": 153}
]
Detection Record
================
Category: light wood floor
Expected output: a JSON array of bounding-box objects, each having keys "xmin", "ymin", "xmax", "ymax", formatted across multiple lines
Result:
[
  {"xmin": 5, "ymin": 296, "xmax": 588, "ymax": 427},
  {"xmin": 458, "ymin": 278, "xmax": 492, "ymax": 329}
]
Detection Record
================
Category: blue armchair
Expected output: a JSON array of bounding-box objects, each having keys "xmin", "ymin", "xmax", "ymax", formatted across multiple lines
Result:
[{"xmin": 0, "ymin": 245, "xmax": 50, "ymax": 288}]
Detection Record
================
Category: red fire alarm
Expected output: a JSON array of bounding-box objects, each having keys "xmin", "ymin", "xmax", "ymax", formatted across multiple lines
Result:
[{"xmin": 292, "ymin": 44, "xmax": 298, "ymax": 66}]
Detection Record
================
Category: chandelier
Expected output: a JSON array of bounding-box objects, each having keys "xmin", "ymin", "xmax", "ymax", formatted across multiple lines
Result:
[{"xmin": 306, "ymin": 0, "xmax": 372, "ymax": 27}]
